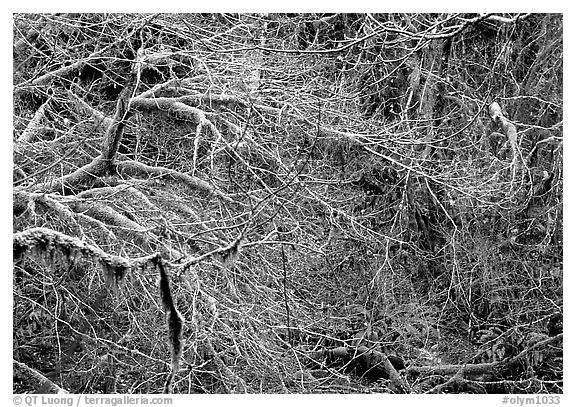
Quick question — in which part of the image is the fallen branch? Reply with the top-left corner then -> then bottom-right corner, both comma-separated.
309,346 -> 408,393
13,360 -> 68,394
405,333 -> 563,379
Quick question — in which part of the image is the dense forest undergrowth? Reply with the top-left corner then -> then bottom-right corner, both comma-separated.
13,13 -> 562,394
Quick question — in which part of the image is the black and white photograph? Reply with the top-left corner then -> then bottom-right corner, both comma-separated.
12,12 -> 564,398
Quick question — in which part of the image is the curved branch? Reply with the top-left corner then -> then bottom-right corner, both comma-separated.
115,160 -> 236,204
